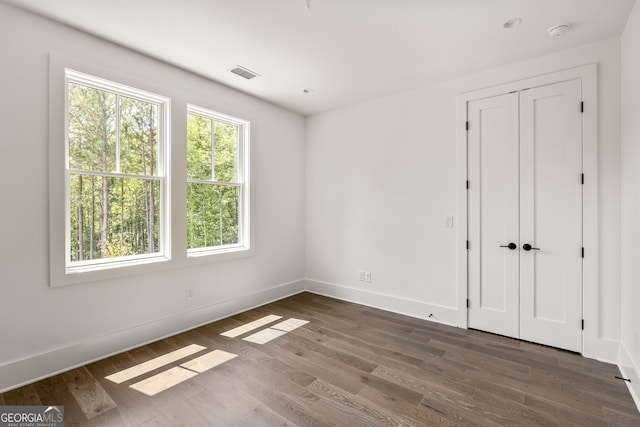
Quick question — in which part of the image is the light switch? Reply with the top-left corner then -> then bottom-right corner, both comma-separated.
444,215 -> 454,228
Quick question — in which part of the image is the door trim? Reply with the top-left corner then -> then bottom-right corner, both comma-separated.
456,64 -> 599,357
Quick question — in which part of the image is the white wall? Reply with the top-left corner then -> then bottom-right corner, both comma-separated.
0,3 -> 305,391
620,0 -> 640,407
306,37 -> 622,360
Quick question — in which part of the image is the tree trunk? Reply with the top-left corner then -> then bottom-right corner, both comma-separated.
77,175 -> 84,261
147,108 -> 155,253
90,177 -> 95,259
101,175 -> 108,258
100,94 -> 110,258
120,179 -> 125,246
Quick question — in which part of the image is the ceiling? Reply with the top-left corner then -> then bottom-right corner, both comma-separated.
3,0 -> 636,115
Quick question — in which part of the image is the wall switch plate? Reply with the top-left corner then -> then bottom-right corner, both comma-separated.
364,272 -> 371,283
186,288 -> 194,300
358,271 -> 365,281
444,215 -> 454,227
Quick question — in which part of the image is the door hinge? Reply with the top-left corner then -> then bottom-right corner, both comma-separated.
466,180 -> 469,189
467,299 -> 470,308
581,173 -> 584,185
581,319 -> 584,330
466,121 -> 469,131
582,247 -> 585,258
581,101 -> 584,113
466,240 -> 470,250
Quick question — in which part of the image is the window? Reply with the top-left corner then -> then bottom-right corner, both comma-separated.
186,106 -> 250,255
65,69 -> 169,273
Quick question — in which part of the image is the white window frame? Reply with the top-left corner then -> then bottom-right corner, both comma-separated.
49,54 -> 254,287
186,105 -> 251,257
49,54 -> 172,287
64,69 -> 170,274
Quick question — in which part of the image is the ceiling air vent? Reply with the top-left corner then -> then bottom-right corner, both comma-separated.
230,65 -> 260,80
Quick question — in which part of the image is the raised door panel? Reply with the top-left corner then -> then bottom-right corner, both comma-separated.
467,92 -> 520,338
519,79 -> 583,352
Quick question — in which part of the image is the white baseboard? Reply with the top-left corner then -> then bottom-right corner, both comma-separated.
0,279 -> 305,393
304,279 -> 459,327
584,336 -> 620,365
619,343 -> 640,412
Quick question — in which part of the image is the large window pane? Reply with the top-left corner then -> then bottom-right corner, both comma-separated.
187,183 -> 239,249
187,114 -> 212,180
70,174 -> 160,261
120,96 -> 159,176
213,121 -> 238,182
68,83 -> 116,172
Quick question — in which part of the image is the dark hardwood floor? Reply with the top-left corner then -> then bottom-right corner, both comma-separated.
1,292 -> 639,426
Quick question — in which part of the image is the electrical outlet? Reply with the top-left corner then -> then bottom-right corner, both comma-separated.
364,272 -> 371,283
186,288 -> 194,301
358,271 -> 365,281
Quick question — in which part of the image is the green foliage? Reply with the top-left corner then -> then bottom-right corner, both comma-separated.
67,82 -> 243,261
186,184 -> 239,249
68,83 -> 116,172
187,114 -> 212,180
186,113 -> 241,249
68,82 -> 160,262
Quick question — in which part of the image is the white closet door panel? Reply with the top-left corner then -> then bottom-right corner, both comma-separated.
519,79 -> 583,352
468,93 -> 519,338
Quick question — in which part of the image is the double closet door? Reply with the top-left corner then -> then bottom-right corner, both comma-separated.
467,79 -> 583,352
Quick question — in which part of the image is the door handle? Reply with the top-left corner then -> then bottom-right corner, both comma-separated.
499,243 -> 517,250
522,243 -> 540,251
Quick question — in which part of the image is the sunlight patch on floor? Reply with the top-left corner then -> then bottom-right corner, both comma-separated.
105,344 -> 206,384
271,318 -> 309,332
105,315 -> 310,396
242,328 -> 288,344
220,314 -> 283,338
242,318 -> 309,344
180,350 -> 237,373
129,367 -> 198,396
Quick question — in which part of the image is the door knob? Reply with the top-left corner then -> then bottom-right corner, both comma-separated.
500,243 -> 517,250
522,243 -> 540,251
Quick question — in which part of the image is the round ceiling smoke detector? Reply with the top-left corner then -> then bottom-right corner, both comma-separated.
503,18 -> 522,29
548,24 -> 570,37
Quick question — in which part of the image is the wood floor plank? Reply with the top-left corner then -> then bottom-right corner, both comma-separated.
241,404 -> 299,427
86,358 -> 161,427
186,386 -> 260,427
2,384 -> 42,405
560,381 -> 640,416
227,366 -> 326,427
137,414 -> 174,427
0,292 -> 637,426
32,375 -> 92,427
603,405 -> 640,426
523,393 -> 606,426
372,364 -> 522,426
264,338 -> 369,395
62,366 -> 117,420
307,378 -> 417,427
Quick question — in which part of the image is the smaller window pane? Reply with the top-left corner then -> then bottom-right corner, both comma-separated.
120,96 -> 159,176
187,183 -> 239,249
69,174 -> 160,262
213,121 -> 239,183
187,114 -> 212,180
68,83 -> 116,172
